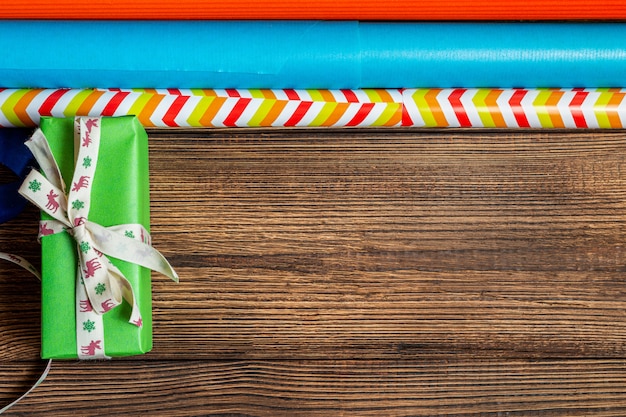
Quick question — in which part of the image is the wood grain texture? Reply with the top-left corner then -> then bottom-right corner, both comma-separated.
150,129 -> 626,360
2,128 -> 626,415
4,359 -> 626,416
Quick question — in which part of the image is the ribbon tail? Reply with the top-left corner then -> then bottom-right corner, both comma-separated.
75,230 -> 143,326
75,265 -> 109,360
87,221 -> 179,282
107,265 -> 144,327
0,360 -> 52,414
0,252 -> 41,280
75,230 -> 124,316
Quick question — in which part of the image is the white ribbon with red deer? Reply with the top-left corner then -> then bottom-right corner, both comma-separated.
18,117 -> 178,359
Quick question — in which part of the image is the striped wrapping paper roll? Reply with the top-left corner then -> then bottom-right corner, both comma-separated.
2,88 -> 626,129
403,88 -> 626,129
0,89 -> 403,128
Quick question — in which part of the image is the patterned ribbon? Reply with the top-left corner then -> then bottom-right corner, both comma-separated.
0,254 -> 50,414
18,117 -> 178,359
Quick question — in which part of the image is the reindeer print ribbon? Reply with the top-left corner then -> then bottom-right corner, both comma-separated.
19,117 -> 178,359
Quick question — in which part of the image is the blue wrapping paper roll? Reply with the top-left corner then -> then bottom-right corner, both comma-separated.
2,21 -> 626,88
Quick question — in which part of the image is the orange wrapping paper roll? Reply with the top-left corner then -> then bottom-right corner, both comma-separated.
1,0 -> 626,19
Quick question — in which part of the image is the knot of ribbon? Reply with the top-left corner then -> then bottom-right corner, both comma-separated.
18,117 -> 178,359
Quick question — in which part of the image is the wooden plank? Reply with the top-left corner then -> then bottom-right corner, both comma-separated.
2,129 -> 626,360
3,359 -> 626,416
149,129 -> 626,359
3,129 -> 626,415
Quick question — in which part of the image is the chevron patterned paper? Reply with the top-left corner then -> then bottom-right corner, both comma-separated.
0,88 -> 403,128
2,88 -> 626,129
403,88 -> 626,128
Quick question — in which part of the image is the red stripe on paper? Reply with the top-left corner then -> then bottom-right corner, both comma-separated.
101,91 -> 131,116
569,91 -> 589,128
402,105 -> 413,126
346,103 -> 375,126
284,89 -> 300,101
508,89 -> 530,128
225,89 -> 241,98
223,98 -> 251,126
448,89 -> 471,127
342,89 -> 359,103
284,101 -> 313,126
162,95 -> 190,127
39,89 -> 70,116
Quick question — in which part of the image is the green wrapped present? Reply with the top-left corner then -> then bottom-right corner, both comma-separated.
19,116 -> 177,359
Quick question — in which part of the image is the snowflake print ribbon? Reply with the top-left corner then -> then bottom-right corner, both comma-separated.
18,117 -> 178,359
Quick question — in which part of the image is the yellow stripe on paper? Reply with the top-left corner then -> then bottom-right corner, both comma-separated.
126,92 -> 156,119
185,96 -> 214,127
309,102 -> 338,126
533,89 -> 555,128
63,89 -> 94,118
372,102 -> 402,126
594,89 -> 617,129
247,97 -> 280,126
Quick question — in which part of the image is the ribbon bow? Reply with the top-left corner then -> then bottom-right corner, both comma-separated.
18,117 -> 177,358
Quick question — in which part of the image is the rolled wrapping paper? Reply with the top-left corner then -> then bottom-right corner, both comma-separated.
0,0 -> 624,20
403,88 -> 626,129
0,89 -> 403,128
2,88 -> 626,129
3,21 -> 626,89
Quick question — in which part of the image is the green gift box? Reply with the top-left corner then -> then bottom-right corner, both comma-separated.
39,116 -> 152,359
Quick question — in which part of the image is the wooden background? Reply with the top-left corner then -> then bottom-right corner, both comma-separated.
2,128 -> 626,415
